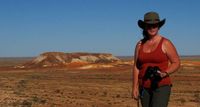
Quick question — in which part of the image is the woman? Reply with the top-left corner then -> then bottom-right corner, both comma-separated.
132,12 -> 180,107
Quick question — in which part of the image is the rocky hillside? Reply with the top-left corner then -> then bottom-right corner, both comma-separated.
20,52 -> 121,68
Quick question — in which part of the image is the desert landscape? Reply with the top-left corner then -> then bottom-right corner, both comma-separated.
0,52 -> 199,107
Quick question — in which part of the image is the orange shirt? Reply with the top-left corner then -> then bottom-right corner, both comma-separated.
137,37 -> 172,88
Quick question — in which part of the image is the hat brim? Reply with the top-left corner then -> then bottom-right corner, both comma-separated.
138,19 -> 166,29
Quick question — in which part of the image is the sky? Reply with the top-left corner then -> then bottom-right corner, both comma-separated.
0,0 -> 200,57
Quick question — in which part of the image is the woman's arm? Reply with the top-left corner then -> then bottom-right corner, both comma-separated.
132,41 -> 141,100
162,39 -> 180,75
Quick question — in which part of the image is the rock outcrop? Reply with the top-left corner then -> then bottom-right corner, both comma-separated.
22,52 -> 121,68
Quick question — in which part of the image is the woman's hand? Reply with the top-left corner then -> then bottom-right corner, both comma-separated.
133,88 -> 139,100
158,71 -> 169,78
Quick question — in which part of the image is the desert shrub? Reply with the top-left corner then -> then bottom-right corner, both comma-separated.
116,94 -> 121,98
18,79 -> 27,88
102,91 -> 107,97
194,93 -> 200,102
31,96 -> 46,104
179,98 -> 186,104
81,90 -> 84,94
14,79 -> 27,95
21,100 -> 32,107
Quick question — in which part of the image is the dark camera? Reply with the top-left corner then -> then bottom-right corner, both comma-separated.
144,66 -> 161,80
144,66 -> 162,89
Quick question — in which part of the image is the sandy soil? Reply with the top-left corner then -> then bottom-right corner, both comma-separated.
0,59 -> 199,107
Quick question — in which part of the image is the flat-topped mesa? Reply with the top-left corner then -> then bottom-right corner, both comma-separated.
23,52 -> 121,68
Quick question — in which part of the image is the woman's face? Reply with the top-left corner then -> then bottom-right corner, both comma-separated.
145,24 -> 159,37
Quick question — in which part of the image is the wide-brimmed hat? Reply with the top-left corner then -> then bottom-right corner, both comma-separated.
138,11 -> 166,29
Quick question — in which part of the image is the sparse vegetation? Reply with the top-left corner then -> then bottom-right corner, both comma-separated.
0,57 -> 199,107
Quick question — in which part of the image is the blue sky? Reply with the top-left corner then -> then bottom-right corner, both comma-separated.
0,0 -> 200,57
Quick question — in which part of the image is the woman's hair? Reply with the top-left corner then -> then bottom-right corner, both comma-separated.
141,30 -> 149,43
